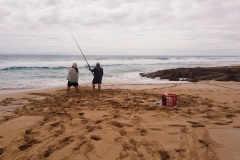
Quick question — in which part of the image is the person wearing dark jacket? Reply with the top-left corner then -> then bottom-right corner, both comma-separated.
89,62 -> 103,91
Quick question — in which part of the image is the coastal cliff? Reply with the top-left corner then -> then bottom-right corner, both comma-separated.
140,66 -> 240,82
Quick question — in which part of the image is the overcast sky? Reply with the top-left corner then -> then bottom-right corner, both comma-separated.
0,0 -> 240,55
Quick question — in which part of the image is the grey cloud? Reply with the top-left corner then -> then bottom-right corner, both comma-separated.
0,0 -> 240,55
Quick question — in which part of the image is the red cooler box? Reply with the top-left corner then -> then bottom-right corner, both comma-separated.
162,94 -> 177,107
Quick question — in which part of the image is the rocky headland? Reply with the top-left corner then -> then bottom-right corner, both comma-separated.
140,66 -> 240,82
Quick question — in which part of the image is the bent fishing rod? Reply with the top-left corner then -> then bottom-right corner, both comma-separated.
66,26 -> 91,70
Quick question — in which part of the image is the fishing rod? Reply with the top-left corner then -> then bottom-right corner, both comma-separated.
66,26 -> 91,70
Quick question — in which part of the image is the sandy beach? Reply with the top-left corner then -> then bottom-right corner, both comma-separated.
0,81 -> 240,160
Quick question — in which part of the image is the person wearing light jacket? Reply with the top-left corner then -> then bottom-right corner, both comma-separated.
67,63 -> 79,94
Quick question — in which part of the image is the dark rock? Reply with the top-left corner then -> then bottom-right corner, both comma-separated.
215,75 -> 228,81
235,74 -> 240,82
169,78 -> 179,81
140,66 -> 240,82
190,76 -> 199,82
227,74 -> 235,81
199,73 -> 225,80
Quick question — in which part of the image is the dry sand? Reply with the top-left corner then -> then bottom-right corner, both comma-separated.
0,81 -> 240,160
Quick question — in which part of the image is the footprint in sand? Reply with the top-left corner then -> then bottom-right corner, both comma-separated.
213,121 -> 233,125
111,121 -> 124,128
0,147 -> 5,155
43,147 -> 54,157
73,135 -> 90,149
86,124 -> 102,132
186,121 -> 205,127
186,120 -> 200,125
131,116 -> 143,124
119,129 -> 127,136
175,148 -> 186,153
192,124 -> 205,127
150,128 -> 162,131
44,136 -> 74,157
169,124 -> 186,127
102,115 -> 110,117
0,98 -> 15,106
53,124 -> 65,137
90,135 -> 101,141
81,119 -> 89,124
136,128 -> 147,136
233,125 -> 240,128
129,138 -> 138,147
18,139 -> 41,151
113,113 -> 121,118
225,113 -> 236,118
78,112 -> 85,119
121,138 -> 145,159
95,119 -> 103,124
158,150 -> 170,160
198,139 -> 210,147
53,129 -> 64,137
25,129 -> 32,135
119,150 -> 129,159
122,141 -> 131,151
50,121 -> 61,128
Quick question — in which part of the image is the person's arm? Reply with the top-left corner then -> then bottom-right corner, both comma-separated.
89,67 -> 95,75
67,69 -> 69,80
89,67 -> 94,72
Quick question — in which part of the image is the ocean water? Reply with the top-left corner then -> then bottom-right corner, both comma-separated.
0,54 -> 239,93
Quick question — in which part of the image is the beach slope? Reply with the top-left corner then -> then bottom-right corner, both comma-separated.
0,81 -> 240,160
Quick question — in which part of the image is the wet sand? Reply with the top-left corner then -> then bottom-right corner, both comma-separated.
0,81 -> 240,160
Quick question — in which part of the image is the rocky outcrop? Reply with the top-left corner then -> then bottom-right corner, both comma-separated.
140,66 -> 240,82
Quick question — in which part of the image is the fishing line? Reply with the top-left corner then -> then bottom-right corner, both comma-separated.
66,26 -> 91,70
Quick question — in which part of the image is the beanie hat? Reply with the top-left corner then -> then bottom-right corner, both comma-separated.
72,63 -> 77,67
